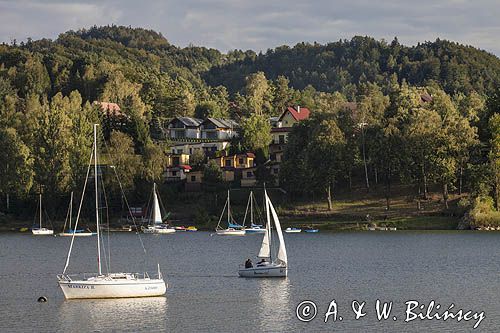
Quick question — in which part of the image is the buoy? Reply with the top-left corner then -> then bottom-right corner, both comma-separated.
37,296 -> 48,303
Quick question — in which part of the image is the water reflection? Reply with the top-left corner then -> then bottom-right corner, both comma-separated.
257,279 -> 291,331
57,297 -> 168,332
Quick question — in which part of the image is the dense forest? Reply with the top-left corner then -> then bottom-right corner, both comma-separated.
1,25 -> 500,227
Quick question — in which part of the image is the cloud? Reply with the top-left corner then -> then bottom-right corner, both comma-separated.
0,0 -> 499,56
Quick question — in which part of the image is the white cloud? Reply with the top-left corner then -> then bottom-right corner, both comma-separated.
0,0 -> 498,56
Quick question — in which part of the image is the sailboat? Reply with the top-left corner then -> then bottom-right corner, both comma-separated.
31,194 -> 54,235
142,183 -> 175,234
215,190 -> 245,236
58,192 -> 94,237
238,189 -> 287,277
243,191 -> 265,234
57,124 -> 166,299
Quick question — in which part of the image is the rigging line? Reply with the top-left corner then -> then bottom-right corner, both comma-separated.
98,159 -> 112,273
242,191 -> 250,227
62,194 -> 71,232
100,131 -> 147,255
111,165 -> 147,255
216,199 -> 228,230
63,143 -> 94,274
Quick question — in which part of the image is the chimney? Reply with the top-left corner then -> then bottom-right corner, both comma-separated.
296,105 -> 300,113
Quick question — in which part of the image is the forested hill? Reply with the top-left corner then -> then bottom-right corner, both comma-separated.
205,36 -> 500,96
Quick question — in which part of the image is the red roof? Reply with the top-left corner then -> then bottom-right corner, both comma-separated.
279,106 -> 310,122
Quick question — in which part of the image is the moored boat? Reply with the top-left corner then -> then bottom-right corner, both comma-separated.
57,124 -> 166,299
215,190 -> 245,236
285,227 -> 302,233
31,194 -> 54,235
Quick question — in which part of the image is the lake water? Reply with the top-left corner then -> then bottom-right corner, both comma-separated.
1,231 -> 499,332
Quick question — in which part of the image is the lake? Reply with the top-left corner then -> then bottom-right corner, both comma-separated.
0,231 -> 499,332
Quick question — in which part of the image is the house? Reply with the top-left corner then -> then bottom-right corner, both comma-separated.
165,165 -> 191,182
213,152 -> 255,169
170,141 -> 230,158
167,117 -> 203,140
185,170 -> 203,191
166,153 -> 190,167
241,166 -> 258,187
269,105 -> 310,165
200,118 -> 239,140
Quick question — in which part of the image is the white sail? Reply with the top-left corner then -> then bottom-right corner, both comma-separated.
153,185 -> 162,225
267,193 -> 287,265
257,202 -> 271,258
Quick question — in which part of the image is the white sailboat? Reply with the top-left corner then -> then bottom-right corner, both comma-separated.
243,191 -> 265,234
142,183 -> 175,234
58,192 -> 94,237
31,194 -> 54,235
57,124 -> 166,299
215,190 -> 245,236
238,189 -> 287,277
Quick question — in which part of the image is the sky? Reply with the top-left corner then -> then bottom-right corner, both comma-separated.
0,0 -> 499,56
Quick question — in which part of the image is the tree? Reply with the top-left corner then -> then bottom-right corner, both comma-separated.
307,115 -> 346,210
240,114 -> 272,153
273,76 -> 294,112
106,131 -> 142,192
244,72 -> 274,116
142,142 -> 167,182
489,114 -> 500,210
0,127 -> 34,210
32,93 -> 73,195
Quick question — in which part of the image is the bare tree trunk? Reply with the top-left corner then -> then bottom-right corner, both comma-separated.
458,166 -> 463,195
326,183 -> 333,211
422,165 -> 428,200
385,167 -> 391,210
348,171 -> 352,192
362,129 -> 370,191
443,183 -> 449,209
6,193 -> 9,212
374,167 -> 378,185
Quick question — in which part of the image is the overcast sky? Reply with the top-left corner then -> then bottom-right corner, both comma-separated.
1,0 -> 499,56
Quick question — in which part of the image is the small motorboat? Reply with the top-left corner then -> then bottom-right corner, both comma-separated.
285,227 -> 302,233
174,226 -> 186,231
186,226 -> 198,232
304,228 -> 319,233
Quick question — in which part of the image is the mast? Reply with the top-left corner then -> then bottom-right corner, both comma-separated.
250,191 -> 254,226
39,193 -> 42,229
227,190 -> 230,226
94,124 -> 102,275
69,191 -> 73,231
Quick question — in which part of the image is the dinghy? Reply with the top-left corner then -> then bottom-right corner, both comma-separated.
285,227 -> 302,233
238,189 -> 287,278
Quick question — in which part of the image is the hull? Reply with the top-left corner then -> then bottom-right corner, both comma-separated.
32,228 -> 54,235
143,226 -> 175,234
245,228 -> 266,234
186,227 -> 197,232
238,264 -> 287,278
304,229 -> 319,233
58,276 -> 166,299
58,232 -> 95,237
216,229 -> 245,236
285,228 -> 301,233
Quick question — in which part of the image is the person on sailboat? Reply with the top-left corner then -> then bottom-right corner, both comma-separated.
257,258 -> 269,266
245,259 -> 253,268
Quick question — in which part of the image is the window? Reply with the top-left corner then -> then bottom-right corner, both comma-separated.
225,159 -> 232,167
177,149 -> 183,154
191,175 -> 196,181
172,157 -> 180,166
189,148 -> 192,154
172,171 -> 177,176
279,135 -> 285,144
273,168 -> 279,174
238,158 -> 244,165
246,171 -> 253,178
206,131 -> 217,139
270,154 -> 276,161
174,130 -> 186,138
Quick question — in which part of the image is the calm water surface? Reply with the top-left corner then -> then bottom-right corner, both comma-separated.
1,231 -> 500,332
